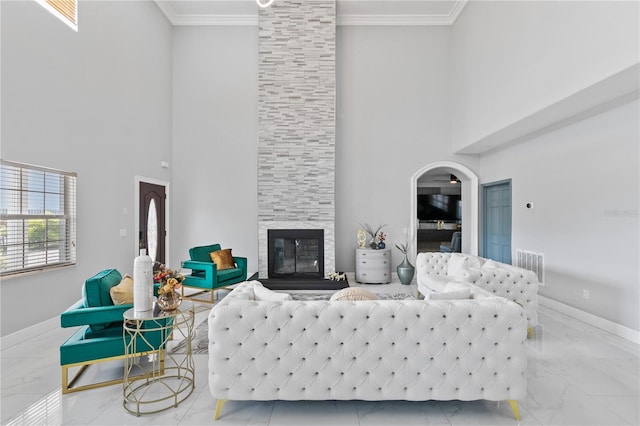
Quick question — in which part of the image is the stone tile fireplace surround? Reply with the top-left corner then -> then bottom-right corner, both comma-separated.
257,0 -> 336,279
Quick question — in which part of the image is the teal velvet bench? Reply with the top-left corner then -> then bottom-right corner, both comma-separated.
60,268 -> 165,393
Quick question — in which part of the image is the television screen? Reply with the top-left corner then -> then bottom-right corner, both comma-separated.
417,194 -> 461,221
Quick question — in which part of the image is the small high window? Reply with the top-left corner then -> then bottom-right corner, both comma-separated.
35,0 -> 78,31
0,160 -> 77,276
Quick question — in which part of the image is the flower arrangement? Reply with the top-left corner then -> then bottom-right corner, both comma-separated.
360,223 -> 387,249
377,232 -> 386,249
153,262 -> 185,295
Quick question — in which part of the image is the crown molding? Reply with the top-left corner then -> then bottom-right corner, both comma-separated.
154,0 -> 176,25
155,0 -> 467,27
337,14 -> 455,26
338,0 -> 468,26
155,1 -> 258,26
176,14 -> 258,26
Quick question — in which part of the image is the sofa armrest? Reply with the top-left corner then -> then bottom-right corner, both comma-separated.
61,302 -> 132,328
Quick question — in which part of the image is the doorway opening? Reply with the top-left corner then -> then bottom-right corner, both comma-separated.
481,179 -> 512,264
410,162 -> 478,261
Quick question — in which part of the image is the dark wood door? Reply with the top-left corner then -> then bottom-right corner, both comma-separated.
139,182 -> 166,264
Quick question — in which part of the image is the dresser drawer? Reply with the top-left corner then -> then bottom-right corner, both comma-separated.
356,249 -> 390,260
355,268 -> 390,283
355,248 -> 392,284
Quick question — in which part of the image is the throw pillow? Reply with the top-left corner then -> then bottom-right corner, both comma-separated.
447,253 -> 469,276
425,288 -> 471,300
466,256 -> 484,269
454,267 -> 482,283
422,275 -> 450,293
210,249 -> 235,270
482,260 -> 525,274
109,275 -> 134,305
482,259 -> 500,269
330,287 -> 378,301
253,283 -> 293,301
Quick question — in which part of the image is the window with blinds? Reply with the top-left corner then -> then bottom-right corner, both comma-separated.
0,160 -> 77,276
35,0 -> 78,31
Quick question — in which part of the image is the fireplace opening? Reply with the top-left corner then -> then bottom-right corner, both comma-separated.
268,229 -> 324,279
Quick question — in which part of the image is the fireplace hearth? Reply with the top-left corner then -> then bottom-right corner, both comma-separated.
268,229 -> 324,279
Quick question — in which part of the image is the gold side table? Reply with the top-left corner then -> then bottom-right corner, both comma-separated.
122,301 -> 195,416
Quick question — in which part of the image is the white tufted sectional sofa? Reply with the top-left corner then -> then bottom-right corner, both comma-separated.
208,281 -> 528,420
416,252 -> 539,330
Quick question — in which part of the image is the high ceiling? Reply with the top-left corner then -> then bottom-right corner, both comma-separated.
154,0 -> 468,26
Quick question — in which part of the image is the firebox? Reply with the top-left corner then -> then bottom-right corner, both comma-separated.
268,229 -> 324,279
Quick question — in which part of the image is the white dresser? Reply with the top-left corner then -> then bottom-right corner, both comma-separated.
355,248 -> 392,284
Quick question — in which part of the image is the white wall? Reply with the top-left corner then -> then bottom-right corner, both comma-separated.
335,25 -> 480,271
450,0 -> 639,332
0,0 -> 172,336
451,0 -> 640,151
171,26 -> 259,273
476,100 -> 639,331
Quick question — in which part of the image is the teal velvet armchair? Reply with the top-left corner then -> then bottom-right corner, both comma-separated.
60,269 -> 164,393
181,244 -> 248,303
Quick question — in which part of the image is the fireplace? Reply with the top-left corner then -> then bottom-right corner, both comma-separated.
268,229 -> 324,279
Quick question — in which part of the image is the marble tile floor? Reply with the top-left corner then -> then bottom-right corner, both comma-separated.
1,302 -> 638,425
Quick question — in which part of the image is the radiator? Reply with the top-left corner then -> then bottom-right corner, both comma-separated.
515,249 -> 544,285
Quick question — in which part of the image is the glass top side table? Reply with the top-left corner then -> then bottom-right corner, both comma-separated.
122,301 -> 196,416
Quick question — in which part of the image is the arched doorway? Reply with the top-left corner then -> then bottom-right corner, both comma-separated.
410,162 -> 479,260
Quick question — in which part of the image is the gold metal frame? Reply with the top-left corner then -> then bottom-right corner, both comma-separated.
181,285 -> 233,304
122,304 -> 196,416
61,350 -> 164,394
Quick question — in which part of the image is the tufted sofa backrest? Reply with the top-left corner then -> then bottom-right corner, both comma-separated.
416,252 -> 451,279
208,281 -> 527,403
416,253 -> 539,327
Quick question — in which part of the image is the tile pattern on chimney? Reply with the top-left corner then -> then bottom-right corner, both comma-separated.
257,0 -> 336,277
258,0 -> 336,222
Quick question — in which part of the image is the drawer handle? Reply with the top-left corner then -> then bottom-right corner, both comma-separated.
362,261 -> 367,264
383,261 -> 388,264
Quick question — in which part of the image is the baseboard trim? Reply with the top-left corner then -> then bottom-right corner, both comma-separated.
539,295 -> 640,344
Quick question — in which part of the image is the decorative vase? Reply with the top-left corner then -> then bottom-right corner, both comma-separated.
369,239 -> 378,249
396,254 -> 415,285
378,241 -> 386,249
133,249 -> 154,312
157,290 -> 182,311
